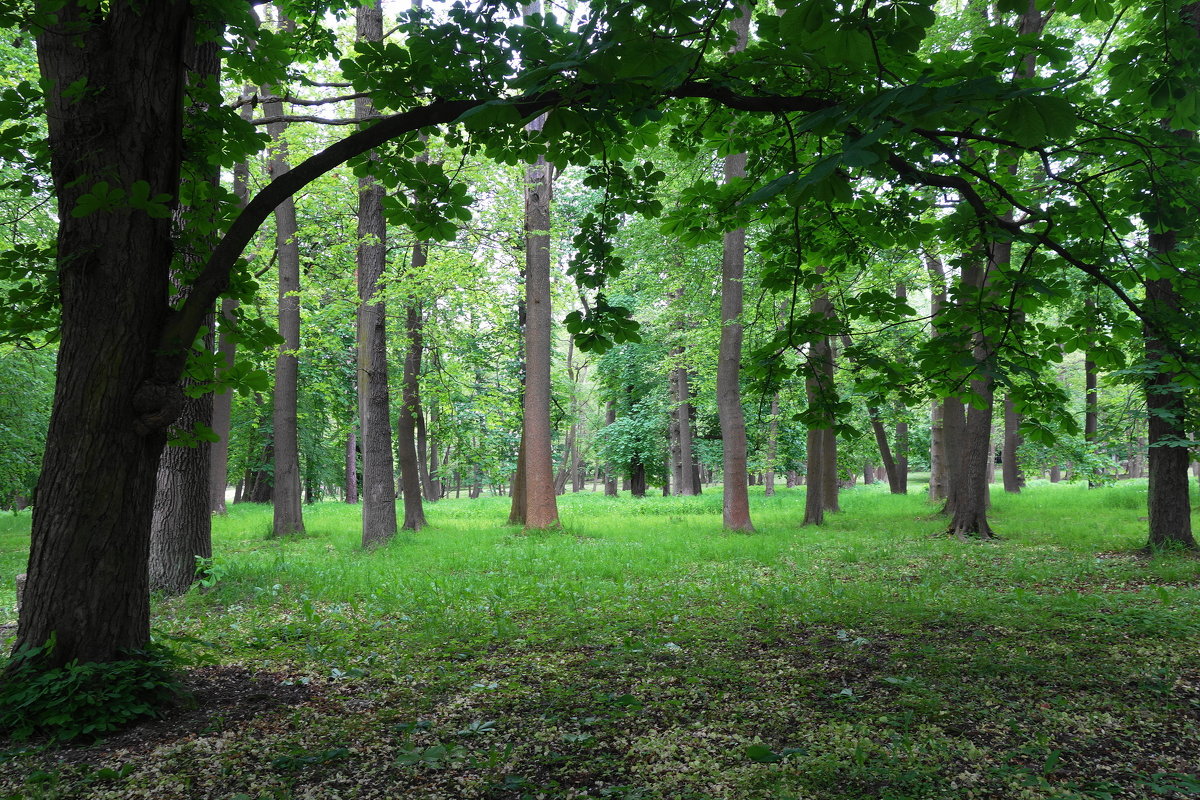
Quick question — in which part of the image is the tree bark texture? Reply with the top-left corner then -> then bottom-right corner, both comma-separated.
522,113 -> 559,529
1144,245 -> 1196,549
18,3 -> 194,664
149,32 -> 221,596
398,295 -> 428,531
355,0 -> 398,547
715,7 -> 754,532
346,430 -> 358,504
264,54 -> 305,538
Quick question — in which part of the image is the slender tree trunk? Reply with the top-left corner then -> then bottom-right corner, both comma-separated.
521,108 -> 559,528
346,430 -> 358,503
264,47 -> 304,538
427,401 -> 443,501
764,394 -> 779,497
603,401 -> 618,496
354,0 -> 398,546
1002,394 -> 1024,492
675,368 -> 699,495
669,359 -> 684,495
715,5 -> 754,532
398,295 -> 428,531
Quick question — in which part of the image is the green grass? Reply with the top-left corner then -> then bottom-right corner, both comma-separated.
3,481 -> 1200,799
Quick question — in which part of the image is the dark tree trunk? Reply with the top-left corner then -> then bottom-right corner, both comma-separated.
946,256 -> 999,539
675,368 -> 699,495
630,458 -> 647,498
427,401 -> 443,501
398,297 -> 428,531
264,53 -> 304,538
17,3 -> 194,665
1144,259 -> 1196,549
1002,394 -> 1025,492
150,33 -> 219,596
862,461 -> 875,485
715,5 -> 754,532
356,0 -> 398,547
509,434 -> 527,524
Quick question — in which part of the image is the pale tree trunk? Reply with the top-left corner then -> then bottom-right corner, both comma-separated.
264,35 -> 304,538
522,107 -> 559,528
716,4 -> 754,532
676,368 -> 699,495
669,357 -> 684,494
209,87 -> 254,515
355,0 -> 398,546
926,261 -> 948,503
398,295 -> 428,531
149,33 -> 220,595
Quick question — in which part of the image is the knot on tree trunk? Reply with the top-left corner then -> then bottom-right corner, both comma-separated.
132,380 -> 184,435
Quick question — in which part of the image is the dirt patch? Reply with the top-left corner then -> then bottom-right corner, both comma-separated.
4,665 -> 316,762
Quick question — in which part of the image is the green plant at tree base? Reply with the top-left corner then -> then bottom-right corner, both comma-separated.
0,636 -> 188,745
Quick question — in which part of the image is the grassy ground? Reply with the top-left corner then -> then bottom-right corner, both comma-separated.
2,480 -> 1200,799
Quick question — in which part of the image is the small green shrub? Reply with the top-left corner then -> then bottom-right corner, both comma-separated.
0,637 -> 188,744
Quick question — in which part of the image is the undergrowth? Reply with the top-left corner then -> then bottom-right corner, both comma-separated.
0,480 -> 1198,798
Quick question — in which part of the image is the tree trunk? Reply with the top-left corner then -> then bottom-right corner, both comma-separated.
427,401 -> 443,501
346,430 -> 358,504
630,457 -> 647,498
603,401 -> 618,496
715,5 -> 754,533
356,0 -> 398,547
1001,394 -> 1024,492
398,296 -> 428,531
521,110 -> 559,529
150,33 -> 220,596
264,48 -> 305,538
764,394 -> 780,497
509,434 -> 527,524
1144,256 -> 1196,549
17,3 -> 194,665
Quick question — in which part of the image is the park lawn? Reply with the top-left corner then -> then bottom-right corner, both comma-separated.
1,480 -> 1200,799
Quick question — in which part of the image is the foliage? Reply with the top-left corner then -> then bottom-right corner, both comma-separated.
0,638 -> 187,745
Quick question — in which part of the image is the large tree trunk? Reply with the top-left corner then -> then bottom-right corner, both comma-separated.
946,257 -> 998,539
355,0 -> 398,546
398,296 -> 428,531
630,457 -> 647,498
715,8 -> 754,532
1144,252 -> 1196,549
17,3 -> 194,665
264,48 -> 305,538
521,111 -> 559,529
149,33 -> 220,596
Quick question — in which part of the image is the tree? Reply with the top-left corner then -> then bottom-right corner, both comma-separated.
355,0 -> 398,547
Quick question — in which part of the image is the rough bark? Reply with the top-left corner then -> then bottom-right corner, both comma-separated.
630,457 -> 647,498
355,0 -> 398,546
17,3 -> 193,665
1144,248 -> 1196,549
714,4 -> 754,532
149,32 -> 220,596
522,111 -> 559,529
264,44 -> 304,538
397,294 -> 428,531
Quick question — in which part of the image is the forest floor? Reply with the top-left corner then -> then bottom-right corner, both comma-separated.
1,480 -> 1200,799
